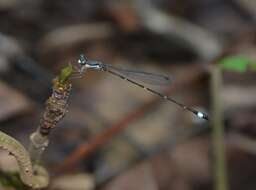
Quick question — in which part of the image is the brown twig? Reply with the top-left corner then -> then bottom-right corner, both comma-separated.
39,78 -> 72,136
55,64 -> 207,173
29,66 -> 73,164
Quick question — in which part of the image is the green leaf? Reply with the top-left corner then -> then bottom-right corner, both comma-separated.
218,56 -> 251,73
0,172 -> 27,190
58,64 -> 74,84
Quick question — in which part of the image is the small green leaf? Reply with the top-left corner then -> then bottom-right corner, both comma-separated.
0,172 -> 27,190
218,56 -> 251,73
58,64 -> 73,84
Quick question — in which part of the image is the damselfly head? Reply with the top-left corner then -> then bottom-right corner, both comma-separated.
78,54 -> 87,66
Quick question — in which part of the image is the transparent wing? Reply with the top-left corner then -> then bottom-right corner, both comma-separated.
105,64 -> 173,85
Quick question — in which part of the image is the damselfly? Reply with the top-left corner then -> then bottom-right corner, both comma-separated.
71,54 -> 209,121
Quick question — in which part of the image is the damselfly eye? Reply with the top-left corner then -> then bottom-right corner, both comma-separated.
78,54 -> 87,65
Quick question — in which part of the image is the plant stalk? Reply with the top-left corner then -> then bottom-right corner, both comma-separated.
211,67 -> 228,190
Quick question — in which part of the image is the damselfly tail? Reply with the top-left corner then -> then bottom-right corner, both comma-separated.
106,68 -> 209,121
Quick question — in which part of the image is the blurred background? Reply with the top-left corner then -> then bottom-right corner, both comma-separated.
0,0 -> 256,189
